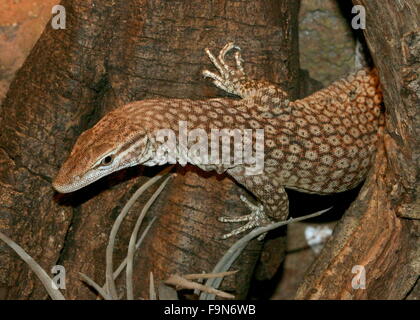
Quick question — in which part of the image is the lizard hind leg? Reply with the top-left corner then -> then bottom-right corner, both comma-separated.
218,184 -> 289,239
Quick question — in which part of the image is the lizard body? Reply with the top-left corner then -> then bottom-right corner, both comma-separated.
53,43 -> 383,238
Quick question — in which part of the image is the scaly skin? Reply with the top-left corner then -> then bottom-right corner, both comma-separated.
53,43 -> 383,238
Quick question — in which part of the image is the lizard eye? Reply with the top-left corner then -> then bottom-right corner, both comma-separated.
101,155 -> 113,166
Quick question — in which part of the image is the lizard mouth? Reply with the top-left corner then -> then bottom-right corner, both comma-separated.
53,156 -> 143,194
53,165 -> 121,193
52,182 -> 79,193
52,174 -> 86,193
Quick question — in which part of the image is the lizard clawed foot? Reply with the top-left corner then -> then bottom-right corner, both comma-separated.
218,195 -> 272,240
202,42 -> 246,96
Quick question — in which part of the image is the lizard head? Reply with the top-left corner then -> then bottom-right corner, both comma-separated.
52,109 -> 152,193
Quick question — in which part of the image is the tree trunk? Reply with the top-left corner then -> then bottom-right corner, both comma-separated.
296,0 -> 419,299
0,0 -> 300,299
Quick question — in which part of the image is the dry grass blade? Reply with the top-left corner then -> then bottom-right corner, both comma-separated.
111,216 -> 157,283
149,272 -> 157,300
79,272 -> 112,300
165,274 -> 234,299
0,231 -> 65,300
183,270 -> 238,280
126,174 -> 173,299
85,217 -> 157,298
200,207 -> 331,300
105,165 -> 174,299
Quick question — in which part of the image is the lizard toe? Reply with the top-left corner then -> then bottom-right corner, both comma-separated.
219,198 -> 272,239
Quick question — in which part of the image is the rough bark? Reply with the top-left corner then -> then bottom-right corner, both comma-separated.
296,0 -> 419,299
0,0 -> 300,299
0,0 -> 59,104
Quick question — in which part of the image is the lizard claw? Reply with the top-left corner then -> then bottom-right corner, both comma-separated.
202,42 -> 246,96
218,195 -> 271,240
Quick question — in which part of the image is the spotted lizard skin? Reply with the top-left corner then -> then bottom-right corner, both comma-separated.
53,43 -> 384,238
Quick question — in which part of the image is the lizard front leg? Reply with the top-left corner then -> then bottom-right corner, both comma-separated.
219,178 -> 289,239
203,42 -> 288,102
219,195 -> 270,239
